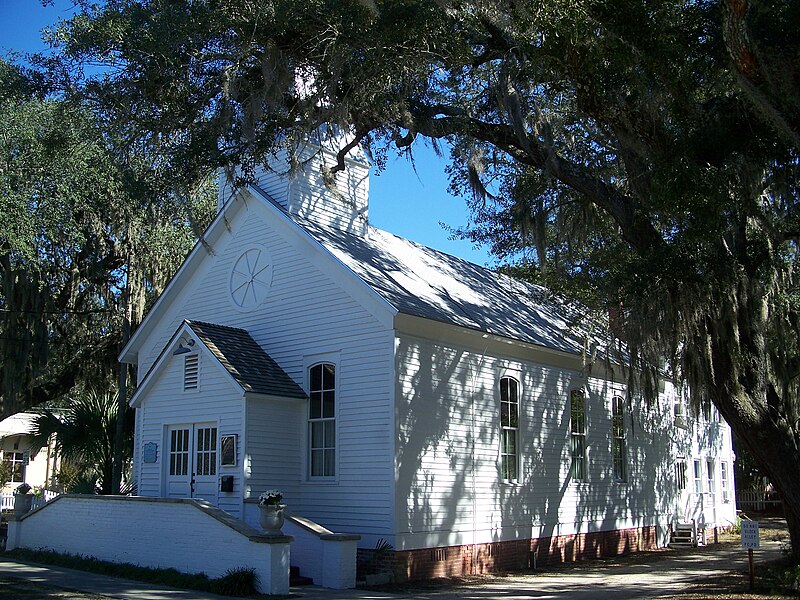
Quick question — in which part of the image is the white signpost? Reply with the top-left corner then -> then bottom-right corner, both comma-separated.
741,520 -> 760,549
741,520 -> 759,590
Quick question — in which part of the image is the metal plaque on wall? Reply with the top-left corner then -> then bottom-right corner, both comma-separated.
143,442 -> 158,464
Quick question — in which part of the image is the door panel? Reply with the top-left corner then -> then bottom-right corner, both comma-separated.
164,424 -> 218,506
166,426 -> 191,498
193,426 -> 218,503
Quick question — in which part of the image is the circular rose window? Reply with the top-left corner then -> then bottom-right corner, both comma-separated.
229,246 -> 273,310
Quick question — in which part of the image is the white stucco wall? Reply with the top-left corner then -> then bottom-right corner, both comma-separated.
7,495 -> 291,595
0,413 -> 58,493
0,436 -> 56,493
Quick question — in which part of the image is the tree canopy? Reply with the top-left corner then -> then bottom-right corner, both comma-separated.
0,57 -> 216,420
28,0 -> 800,557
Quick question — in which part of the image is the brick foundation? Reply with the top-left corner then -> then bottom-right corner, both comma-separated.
370,526 -> 659,581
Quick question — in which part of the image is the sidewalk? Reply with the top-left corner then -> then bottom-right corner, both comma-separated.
0,539 -> 787,600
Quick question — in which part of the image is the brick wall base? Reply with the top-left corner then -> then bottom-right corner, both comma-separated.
361,526 -> 659,581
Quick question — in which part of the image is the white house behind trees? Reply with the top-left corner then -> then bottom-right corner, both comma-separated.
0,412 -> 59,495
120,137 -> 736,580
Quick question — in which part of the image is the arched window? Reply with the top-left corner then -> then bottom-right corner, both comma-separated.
611,396 -> 627,482
570,389 -> 587,481
309,363 -> 336,477
500,377 -> 520,482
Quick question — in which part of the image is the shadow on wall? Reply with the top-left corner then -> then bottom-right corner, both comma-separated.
395,336 -> 680,567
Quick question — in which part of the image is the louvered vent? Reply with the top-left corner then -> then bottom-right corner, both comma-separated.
184,354 -> 199,391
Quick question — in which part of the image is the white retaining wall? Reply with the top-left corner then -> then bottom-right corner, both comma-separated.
282,514 -> 360,589
6,495 -> 291,595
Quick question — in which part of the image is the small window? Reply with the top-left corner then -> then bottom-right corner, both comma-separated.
3,451 -> 26,483
570,389 -> 587,481
221,435 -> 237,467
611,396 -> 627,482
196,427 -> 217,476
675,458 -> 687,490
500,377 -> 520,482
720,461 -> 730,503
169,429 -> 189,476
674,398 -> 685,418
706,458 -> 715,494
309,363 -> 336,477
693,459 -> 703,494
184,354 -> 199,391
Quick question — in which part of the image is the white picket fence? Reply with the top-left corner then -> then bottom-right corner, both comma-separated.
0,490 -> 59,511
736,490 -> 782,512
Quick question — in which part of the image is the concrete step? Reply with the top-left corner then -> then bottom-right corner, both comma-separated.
290,566 -> 313,587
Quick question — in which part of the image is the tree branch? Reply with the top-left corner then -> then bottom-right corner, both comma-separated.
402,105 -> 664,254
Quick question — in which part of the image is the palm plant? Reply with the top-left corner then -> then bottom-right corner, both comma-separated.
30,389 -> 134,495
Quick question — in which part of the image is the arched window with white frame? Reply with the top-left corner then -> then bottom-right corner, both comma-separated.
500,376 -> 520,482
611,395 -> 627,482
308,362 -> 336,478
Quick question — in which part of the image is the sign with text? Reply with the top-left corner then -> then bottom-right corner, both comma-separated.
741,520 -> 760,549
143,442 -> 158,464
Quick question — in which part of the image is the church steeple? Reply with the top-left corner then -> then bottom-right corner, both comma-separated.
219,131 -> 370,237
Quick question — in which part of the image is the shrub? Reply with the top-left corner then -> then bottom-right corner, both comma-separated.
209,566 -> 258,596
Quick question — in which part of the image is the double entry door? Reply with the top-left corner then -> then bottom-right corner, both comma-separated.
166,423 -> 218,505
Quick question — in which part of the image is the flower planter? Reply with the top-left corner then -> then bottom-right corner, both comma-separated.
259,504 -> 286,533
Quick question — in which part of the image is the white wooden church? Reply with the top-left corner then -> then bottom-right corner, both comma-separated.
120,136 -> 737,580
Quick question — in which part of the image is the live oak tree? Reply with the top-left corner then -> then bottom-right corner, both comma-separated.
52,0 -> 800,556
0,58 -> 215,490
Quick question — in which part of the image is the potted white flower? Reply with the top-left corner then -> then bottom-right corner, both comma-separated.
13,483 -> 32,516
258,489 -> 285,532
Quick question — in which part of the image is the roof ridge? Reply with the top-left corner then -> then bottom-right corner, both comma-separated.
186,320 -> 247,333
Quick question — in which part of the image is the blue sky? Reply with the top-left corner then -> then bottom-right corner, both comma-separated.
0,0 -> 493,266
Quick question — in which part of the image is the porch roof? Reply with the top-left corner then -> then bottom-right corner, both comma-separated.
186,320 -> 307,399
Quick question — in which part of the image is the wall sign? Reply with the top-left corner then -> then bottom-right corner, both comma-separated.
143,442 -> 158,464
221,435 -> 237,467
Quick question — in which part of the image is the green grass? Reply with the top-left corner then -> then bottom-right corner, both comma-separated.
3,548 -> 264,597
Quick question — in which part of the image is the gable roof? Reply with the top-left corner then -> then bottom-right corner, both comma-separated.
186,321 -> 306,398
131,320 -> 306,406
121,184 -> 396,365
296,217 -> 600,356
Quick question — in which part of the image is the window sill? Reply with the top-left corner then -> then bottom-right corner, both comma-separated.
303,478 -> 339,486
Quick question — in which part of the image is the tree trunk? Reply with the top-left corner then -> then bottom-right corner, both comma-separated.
112,260 -> 132,495
727,407 -> 800,562
706,303 -> 800,562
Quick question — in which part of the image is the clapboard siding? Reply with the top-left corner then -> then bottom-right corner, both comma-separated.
253,148 -> 292,209
288,145 -> 369,237
244,397 -> 304,503
394,331 -> 735,551
132,194 -> 396,541
136,350 -> 245,517
249,143 -> 370,236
